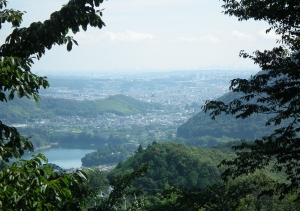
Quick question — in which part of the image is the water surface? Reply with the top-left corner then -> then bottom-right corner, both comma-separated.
16,148 -> 96,169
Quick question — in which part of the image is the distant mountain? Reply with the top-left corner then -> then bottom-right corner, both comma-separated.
177,86 -> 277,140
0,94 -> 163,123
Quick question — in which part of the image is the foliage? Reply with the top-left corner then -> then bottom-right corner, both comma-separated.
109,142 -> 233,192
0,154 -> 92,211
174,135 -> 240,148
86,169 -> 110,192
89,163 -> 150,211
0,0 -> 105,103
0,0 -> 107,210
86,143 -> 300,210
0,94 -> 161,122
0,0 -> 105,160
0,120 -> 33,161
13,125 -> 162,151
82,144 -> 137,167
147,173 -> 300,211
203,0 -> 300,198
177,91 -> 278,140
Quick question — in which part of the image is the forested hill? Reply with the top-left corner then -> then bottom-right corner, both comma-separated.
0,94 -> 163,123
177,88 -> 276,140
108,142 -> 233,190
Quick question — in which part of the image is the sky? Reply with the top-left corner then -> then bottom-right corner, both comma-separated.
2,0 -> 280,74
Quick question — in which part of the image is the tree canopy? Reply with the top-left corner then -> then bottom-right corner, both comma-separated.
203,0 -> 300,198
0,0 -> 106,210
0,0 -> 105,161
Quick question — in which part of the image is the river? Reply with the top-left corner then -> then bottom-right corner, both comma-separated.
12,148 -> 96,169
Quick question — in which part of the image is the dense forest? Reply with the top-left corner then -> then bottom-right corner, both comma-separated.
81,144 -> 138,166
84,142 -> 300,210
109,142 -> 230,190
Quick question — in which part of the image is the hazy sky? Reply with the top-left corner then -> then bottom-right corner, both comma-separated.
3,0 -> 280,74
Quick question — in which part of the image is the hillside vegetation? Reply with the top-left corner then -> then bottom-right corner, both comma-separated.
108,142 -> 234,190
100,142 -> 300,210
0,94 -> 163,123
177,86 -> 278,140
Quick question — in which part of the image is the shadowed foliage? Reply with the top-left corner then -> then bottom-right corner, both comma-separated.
203,0 -> 300,198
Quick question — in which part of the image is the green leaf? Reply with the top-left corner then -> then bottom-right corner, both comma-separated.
95,0 -> 100,7
67,41 -> 72,51
40,184 -> 47,194
76,170 -> 88,180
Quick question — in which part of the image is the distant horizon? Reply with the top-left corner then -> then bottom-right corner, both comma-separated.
35,68 -> 260,78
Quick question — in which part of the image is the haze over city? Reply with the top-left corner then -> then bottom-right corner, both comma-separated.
2,0 -> 280,75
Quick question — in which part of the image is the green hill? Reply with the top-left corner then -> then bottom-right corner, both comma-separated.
108,142 -> 234,191
177,87 -> 277,141
0,94 -> 163,123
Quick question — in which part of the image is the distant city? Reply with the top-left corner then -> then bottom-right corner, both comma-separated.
42,69 -> 257,106
34,69 -> 258,140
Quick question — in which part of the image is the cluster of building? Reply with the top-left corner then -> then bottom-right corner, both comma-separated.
33,70 -> 256,138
